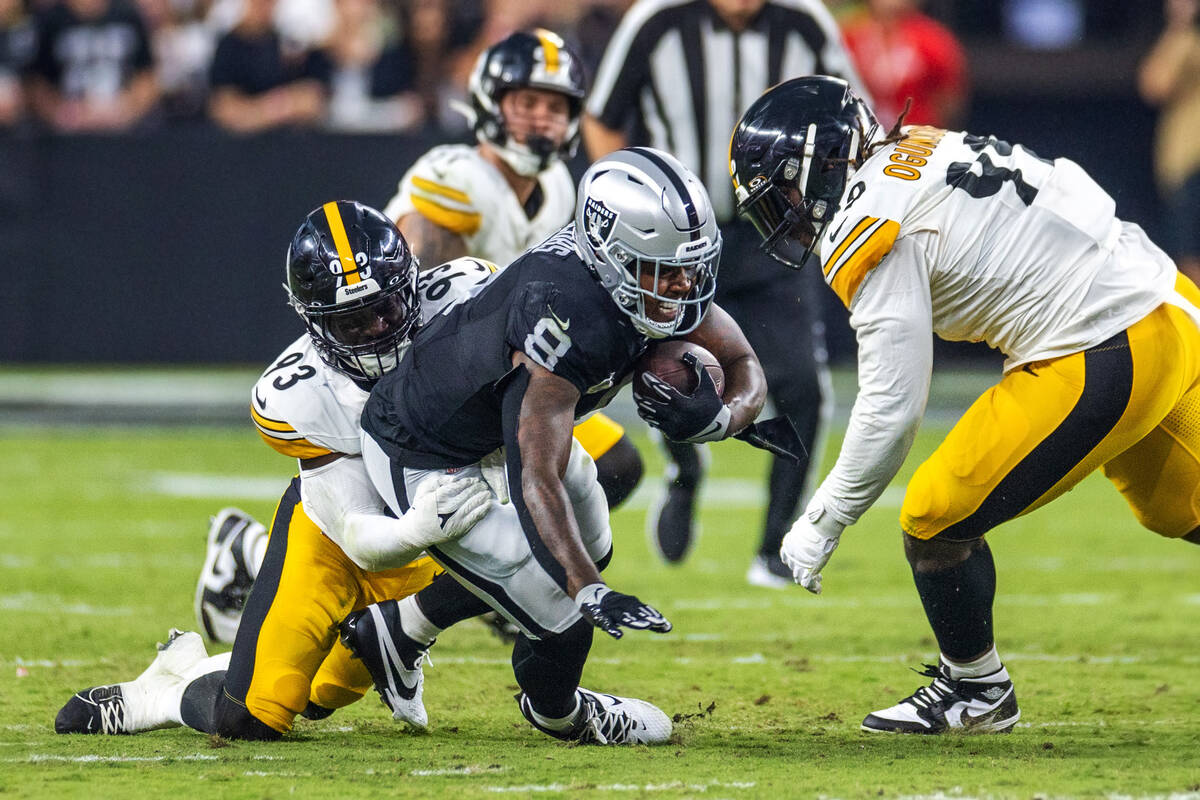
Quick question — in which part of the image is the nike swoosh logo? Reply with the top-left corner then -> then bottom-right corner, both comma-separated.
254,388 -> 267,409
548,308 -> 570,331
827,218 -> 847,242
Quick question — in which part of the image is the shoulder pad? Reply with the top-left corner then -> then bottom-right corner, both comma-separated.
820,213 -> 901,308
418,256 -> 500,318
406,146 -> 487,235
250,338 -> 363,459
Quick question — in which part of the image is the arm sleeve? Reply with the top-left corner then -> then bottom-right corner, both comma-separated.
299,456 -> 428,571
811,233 -> 934,526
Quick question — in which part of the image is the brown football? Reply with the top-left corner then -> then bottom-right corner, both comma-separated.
632,340 -> 725,398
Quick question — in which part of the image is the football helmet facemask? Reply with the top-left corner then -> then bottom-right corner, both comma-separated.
285,201 -> 420,383
574,147 -> 721,339
468,29 -> 586,177
730,76 -> 879,269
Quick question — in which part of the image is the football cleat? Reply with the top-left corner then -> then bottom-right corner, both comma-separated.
55,629 -> 208,735
745,553 -> 794,589
339,601 -> 431,729
194,507 -> 266,644
861,662 -> 1020,734
517,688 -> 672,745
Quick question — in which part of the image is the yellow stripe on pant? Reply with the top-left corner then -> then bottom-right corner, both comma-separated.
225,477 -> 441,733
902,272 -> 1200,541
572,413 -> 624,460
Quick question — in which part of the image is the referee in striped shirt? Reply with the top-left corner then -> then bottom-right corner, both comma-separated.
583,0 -> 871,586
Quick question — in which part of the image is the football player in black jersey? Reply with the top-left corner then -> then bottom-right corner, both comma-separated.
347,148 -> 767,744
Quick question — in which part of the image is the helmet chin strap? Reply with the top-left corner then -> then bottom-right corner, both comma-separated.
495,136 -> 557,177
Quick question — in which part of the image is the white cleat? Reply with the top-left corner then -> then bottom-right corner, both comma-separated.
518,688 -> 672,745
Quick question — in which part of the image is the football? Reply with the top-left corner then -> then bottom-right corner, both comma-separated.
632,340 -> 725,398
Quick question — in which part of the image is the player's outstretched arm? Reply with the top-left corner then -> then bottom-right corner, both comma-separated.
505,353 -> 671,638
684,303 -> 767,435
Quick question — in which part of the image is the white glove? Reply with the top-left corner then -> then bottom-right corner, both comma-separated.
479,447 -> 509,505
409,473 -> 493,543
780,499 -> 846,594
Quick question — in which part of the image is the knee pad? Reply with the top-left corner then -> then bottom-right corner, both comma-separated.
213,691 -> 284,741
593,437 -> 644,509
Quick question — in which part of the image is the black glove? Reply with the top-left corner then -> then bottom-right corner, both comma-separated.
634,352 -> 731,442
575,583 -> 673,640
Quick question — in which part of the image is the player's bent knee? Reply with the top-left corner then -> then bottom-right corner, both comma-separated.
1133,505 -> 1200,539
903,530 -> 980,573
213,692 -> 285,741
594,436 -> 643,508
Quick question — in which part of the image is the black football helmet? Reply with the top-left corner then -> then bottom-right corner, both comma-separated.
285,201 -> 420,382
468,29 -> 587,176
730,76 -> 879,269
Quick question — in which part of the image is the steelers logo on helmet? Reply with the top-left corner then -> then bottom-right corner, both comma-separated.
285,201 -> 421,383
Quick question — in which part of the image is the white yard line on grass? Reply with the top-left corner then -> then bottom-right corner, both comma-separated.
0,592 -> 134,616
484,781 -> 756,793
10,754 -> 219,763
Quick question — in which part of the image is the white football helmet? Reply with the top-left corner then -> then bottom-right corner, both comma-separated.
573,147 -> 721,338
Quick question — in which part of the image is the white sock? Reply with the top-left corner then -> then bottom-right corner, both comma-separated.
526,693 -> 582,732
396,595 -> 441,647
942,646 -> 1003,680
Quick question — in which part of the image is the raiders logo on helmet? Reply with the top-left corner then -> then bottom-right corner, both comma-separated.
583,196 -> 617,250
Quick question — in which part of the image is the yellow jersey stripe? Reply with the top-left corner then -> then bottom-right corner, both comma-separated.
411,195 -> 482,235
255,428 -> 333,459
250,403 -> 297,434
830,220 -> 900,307
323,201 -> 361,286
823,216 -> 877,277
411,176 -> 472,205
536,29 -> 560,72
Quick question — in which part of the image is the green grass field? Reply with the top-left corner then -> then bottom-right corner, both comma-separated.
2,401 -> 1199,798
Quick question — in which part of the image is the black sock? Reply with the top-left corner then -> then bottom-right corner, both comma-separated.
662,439 -> 704,488
911,539 -> 996,661
415,572 -> 492,629
179,670 -> 226,734
513,618 -> 593,718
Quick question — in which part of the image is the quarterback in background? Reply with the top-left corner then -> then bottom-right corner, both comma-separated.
730,76 -> 1200,733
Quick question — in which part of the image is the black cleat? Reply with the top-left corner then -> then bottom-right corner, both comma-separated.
339,601 -> 430,728
862,662 -> 1020,734
195,508 -> 266,644
56,685 -> 129,735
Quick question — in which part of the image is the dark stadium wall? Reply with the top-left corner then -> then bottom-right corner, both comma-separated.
3,93 -> 1158,367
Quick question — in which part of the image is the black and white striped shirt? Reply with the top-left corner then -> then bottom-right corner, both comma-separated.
587,0 -> 868,223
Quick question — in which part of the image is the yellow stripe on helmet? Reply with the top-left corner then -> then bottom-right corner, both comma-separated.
322,201 -> 361,285
535,29 -> 561,73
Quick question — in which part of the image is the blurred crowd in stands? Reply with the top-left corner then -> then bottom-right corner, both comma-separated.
0,0 -> 639,134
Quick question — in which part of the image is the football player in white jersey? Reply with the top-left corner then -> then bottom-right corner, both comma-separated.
730,77 -> 1200,734
193,31 -> 642,649
55,203 -> 499,739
